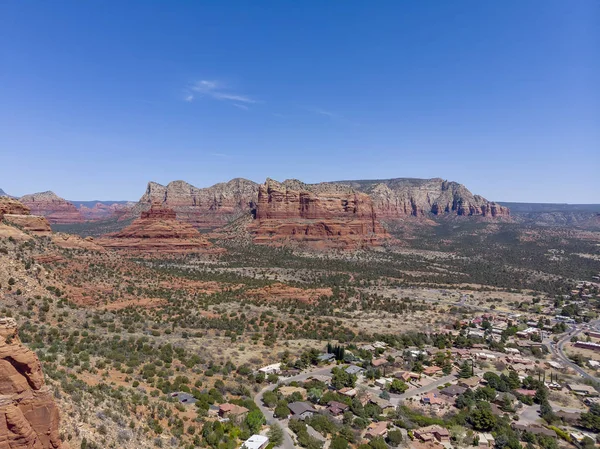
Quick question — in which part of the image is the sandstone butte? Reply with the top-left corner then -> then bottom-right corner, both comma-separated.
134,178 -> 258,229
97,203 -> 218,253
249,178 -> 389,249
19,192 -> 83,225
0,317 -> 62,449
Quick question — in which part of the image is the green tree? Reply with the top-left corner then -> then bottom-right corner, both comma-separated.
274,402 -> 290,419
579,403 -> 600,432
389,379 -> 408,394
468,402 -> 496,431
368,436 -> 388,449
459,361 -> 472,379
262,391 -> 278,407
268,423 -> 284,447
387,430 -> 403,446
246,409 -> 266,434
331,436 -> 349,449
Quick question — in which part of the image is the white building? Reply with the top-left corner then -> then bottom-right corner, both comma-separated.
258,363 -> 281,375
242,435 -> 269,449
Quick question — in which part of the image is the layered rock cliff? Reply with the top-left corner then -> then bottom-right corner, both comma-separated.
135,179 -> 258,229
250,179 -> 388,248
338,178 -> 510,219
0,317 -> 62,449
19,192 -> 83,224
0,197 -> 30,219
98,204 -> 216,253
0,197 -> 52,236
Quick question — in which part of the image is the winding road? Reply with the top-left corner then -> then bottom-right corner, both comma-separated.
544,319 -> 600,383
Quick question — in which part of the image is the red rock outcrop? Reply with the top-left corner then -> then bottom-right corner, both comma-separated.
3,215 -> 52,236
0,197 -> 52,236
51,234 -> 105,252
19,192 -> 83,224
134,179 -> 258,229
0,317 -> 62,449
250,179 -> 388,249
97,204 -> 217,253
0,197 -> 30,218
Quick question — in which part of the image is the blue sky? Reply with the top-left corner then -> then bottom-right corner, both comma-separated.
1,1 -> 598,202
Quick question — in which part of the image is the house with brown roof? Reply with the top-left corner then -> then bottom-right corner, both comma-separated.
421,391 -> 447,406
370,396 -> 395,414
440,385 -> 467,398
218,403 -> 249,423
423,366 -> 442,376
458,377 -> 480,389
365,421 -> 389,439
327,401 -> 350,416
394,371 -> 420,382
372,358 -> 389,368
338,387 -> 357,397
414,425 -> 450,443
514,388 -> 536,397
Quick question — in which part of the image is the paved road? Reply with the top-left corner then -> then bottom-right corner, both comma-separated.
545,319 -> 600,383
254,366 -> 335,449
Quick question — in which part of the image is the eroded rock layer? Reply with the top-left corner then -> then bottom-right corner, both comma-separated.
0,317 -> 62,449
250,179 -> 388,248
338,178 -> 510,218
0,197 -> 53,236
135,179 -> 259,229
98,204 -> 216,253
19,192 -> 83,224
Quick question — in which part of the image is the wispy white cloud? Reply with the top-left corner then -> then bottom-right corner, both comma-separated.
186,80 -> 256,107
209,152 -> 232,159
233,103 -> 249,110
311,108 -> 341,119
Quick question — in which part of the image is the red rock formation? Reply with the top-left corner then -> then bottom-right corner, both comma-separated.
0,197 -> 52,236
97,204 -> 217,253
19,192 -> 83,224
0,317 -> 62,449
3,215 -> 52,235
0,197 -> 30,218
250,179 -> 388,249
134,179 -> 258,229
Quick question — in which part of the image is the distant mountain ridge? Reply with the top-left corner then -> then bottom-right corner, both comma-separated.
498,202 -> 600,228
498,202 -> 600,213
134,176 -> 509,231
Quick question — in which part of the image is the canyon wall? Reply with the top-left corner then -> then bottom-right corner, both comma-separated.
136,178 -> 258,229
19,192 -> 83,224
0,317 -> 62,449
251,179 -> 388,248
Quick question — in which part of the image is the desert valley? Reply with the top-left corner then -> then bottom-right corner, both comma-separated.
0,177 -> 599,449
